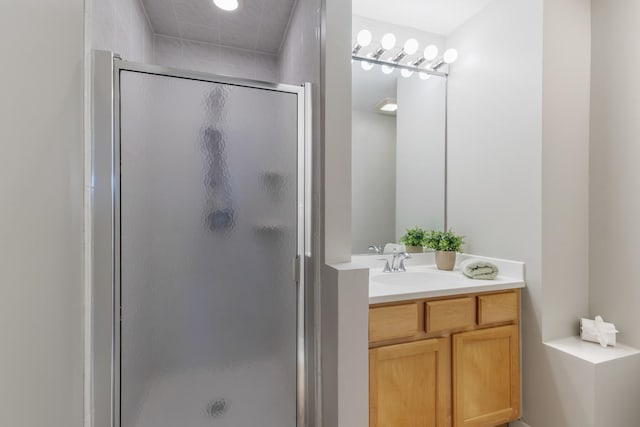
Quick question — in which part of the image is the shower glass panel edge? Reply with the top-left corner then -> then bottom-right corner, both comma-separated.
91,50 -> 310,427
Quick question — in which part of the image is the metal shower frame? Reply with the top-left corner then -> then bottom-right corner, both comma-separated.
91,49 -> 312,427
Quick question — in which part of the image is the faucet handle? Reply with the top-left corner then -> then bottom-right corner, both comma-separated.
379,258 -> 392,273
398,253 -> 411,272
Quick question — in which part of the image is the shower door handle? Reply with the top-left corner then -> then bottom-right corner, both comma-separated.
294,255 -> 301,285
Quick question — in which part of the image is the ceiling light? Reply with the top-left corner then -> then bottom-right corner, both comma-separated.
376,98 -> 398,114
443,48 -> 459,64
419,72 -> 430,80
357,30 -> 372,47
361,61 -> 374,71
403,39 -> 419,55
213,0 -> 239,11
423,45 -> 439,61
381,33 -> 396,50
381,65 -> 394,74
401,69 -> 413,78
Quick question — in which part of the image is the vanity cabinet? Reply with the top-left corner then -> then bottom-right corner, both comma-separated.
369,338 -> 450,427
369,290 -> 520,427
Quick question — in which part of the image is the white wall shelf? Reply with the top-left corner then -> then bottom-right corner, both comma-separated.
545,336 -> 640,365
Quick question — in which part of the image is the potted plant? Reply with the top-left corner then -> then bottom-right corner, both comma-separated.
399,226 -> 427,253
424,229 -> 465,270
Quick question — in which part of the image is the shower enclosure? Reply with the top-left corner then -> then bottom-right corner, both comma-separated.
91,51 -> 310,427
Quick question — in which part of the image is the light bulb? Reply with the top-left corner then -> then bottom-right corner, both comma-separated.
443,48 -> 458,64
419,72 -> 430,80
401,69 -> 413,78
213,0 -> 239,11
381,33 -> 396,50
361,61 -> 374,71
357,29 -> 372,47
381,65 -> 394,74
423,45 -> 438,61
403,38 -> 419,55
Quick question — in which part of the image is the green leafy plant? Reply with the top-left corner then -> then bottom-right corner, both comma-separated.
423,229 -> 465,252
399,226 -> 428,247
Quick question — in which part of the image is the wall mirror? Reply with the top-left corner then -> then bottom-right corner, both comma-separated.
351,30 -> 447,254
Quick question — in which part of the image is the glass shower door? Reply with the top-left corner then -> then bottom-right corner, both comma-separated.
118,70 -> 301,427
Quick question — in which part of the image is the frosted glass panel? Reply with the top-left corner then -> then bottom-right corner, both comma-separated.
119,71 -> 298,427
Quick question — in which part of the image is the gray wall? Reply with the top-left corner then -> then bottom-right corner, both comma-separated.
541,0 -> 591,342
92,0 -> 154,63
154,35 -> 279,82
590,0 -> 640,349
0,1 -> 85,426
447,0 -> 544,425
447,0 -> 595,425
351,110 -> 396,253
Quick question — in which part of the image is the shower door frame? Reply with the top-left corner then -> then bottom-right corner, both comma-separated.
91,50 -> 311,427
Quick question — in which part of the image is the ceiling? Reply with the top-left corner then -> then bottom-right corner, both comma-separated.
142,0 -> 298,54
352,0 -> 495,36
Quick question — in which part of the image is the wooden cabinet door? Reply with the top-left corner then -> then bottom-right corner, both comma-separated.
370,338 -> 451,427
452,325 -> 520,427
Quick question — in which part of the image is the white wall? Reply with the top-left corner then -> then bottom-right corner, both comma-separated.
92,0 -> 154,63
396,76 -> 446,238
0,1 -> 84,426
323,0 -> 369,425
447,0 -> 599,426
154,35 -> 279,82
324,0 -> 353,264
351,110 -> 396,253
590,0 -> 640,349
446,0 -> 545,425
541,0 -> 591,343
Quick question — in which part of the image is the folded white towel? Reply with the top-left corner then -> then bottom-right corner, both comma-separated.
460,258 -> 499,280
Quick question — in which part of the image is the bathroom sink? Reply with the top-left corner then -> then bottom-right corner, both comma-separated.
370,270 -> 461,287
355,253 -> 526,304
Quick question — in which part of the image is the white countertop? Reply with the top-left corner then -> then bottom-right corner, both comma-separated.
352,252 -> 526,304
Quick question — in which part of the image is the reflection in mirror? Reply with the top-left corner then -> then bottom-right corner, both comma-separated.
351,55 -> 446,254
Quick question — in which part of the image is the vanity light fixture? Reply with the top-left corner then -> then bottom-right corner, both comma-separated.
424,45 -> 439,61
351,29 -> 457,78
391,38 -> 419,63
431,48 -> 459,70
376,98 -> 398,114
381,64 -> 394,74
361,61 -> 374,71
408,44 -> 439,68
371,33 -> 396,60
213,0 -> 239,11
352,29 -> 372,55
400,68 -> 414,78
443,48 -> 459,64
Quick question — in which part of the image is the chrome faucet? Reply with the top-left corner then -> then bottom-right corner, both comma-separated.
382,251 -> 411,272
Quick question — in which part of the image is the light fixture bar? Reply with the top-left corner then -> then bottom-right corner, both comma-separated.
430,59 -> 445,70
351,55 -> 448,78
371,47 -> 386,60
411,57 -> 427,67
390,51 -> 407,63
